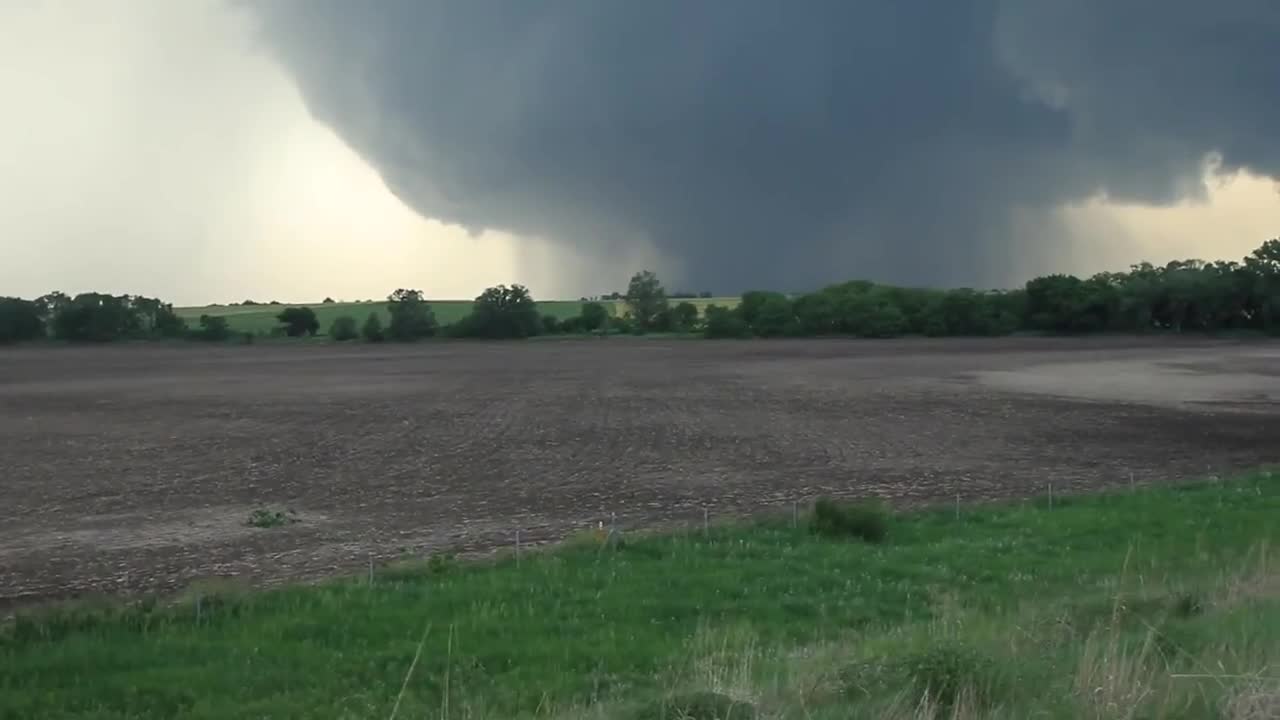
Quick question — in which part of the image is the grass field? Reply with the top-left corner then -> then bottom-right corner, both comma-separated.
4,471 -> 1277,719
174,298 -> 740,336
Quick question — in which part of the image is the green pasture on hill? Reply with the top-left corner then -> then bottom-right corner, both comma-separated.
175,297 -> 740,336
3,470 -> 1278,718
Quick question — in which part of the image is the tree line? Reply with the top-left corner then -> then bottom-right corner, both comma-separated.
3,239 -> 1277,344
695,239 -> 1280,339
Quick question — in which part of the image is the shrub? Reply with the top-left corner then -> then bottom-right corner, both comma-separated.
703,305 -> 750,338
751,294 -> 796,337
541,314 -> 561,334
276,307 -> 320,337
811,497 -> 888,543
580,301 -> 609,332
246,509 -> 298,528
670,301 -> 699,331
610,314 -> 635,335
361,312 -> 385,342
195,315 -> 231,342
329,315 -> 358,341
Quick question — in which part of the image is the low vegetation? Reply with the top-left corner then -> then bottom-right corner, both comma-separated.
3,238 -> 1277,344
245,509 -> 298,529
3,471 -> 1277,718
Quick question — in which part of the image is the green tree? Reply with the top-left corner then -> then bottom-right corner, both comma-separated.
703,304 -> 750,338
463,284 -> 541,338
0,298 -> 44,343
625,270 -> 669,330
329,315 -> 358,341
34,291 -> 70,320
361,312 -> 385,342
751,294 -> 796,337
580,302 -> 610,332
195,315 -> 231,341
541,314 -> 562,334
670,301 -> 699,331
276,307 -> 320,337
51,293 -> 142,342
386,289 -> 438,341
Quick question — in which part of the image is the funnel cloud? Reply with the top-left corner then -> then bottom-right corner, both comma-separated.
249,0 -> 1279,292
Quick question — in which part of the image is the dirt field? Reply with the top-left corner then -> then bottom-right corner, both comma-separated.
2,337 -> 1278,607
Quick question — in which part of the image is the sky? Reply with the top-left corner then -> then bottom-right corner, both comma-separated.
1,0 -> 1276,306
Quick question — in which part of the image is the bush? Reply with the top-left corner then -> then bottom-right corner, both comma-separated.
670,301 -> 699,331
276,307 -> 320,337
610,314 -> 636,335
361,312 -> 385,342
194,315 -> 231,341
541,314 -> 561,334
703,305 -> 750,338
580,301 -> 609,332
329,315 -> 358,341
811,498 -> 888,543
0,297 -> 44,343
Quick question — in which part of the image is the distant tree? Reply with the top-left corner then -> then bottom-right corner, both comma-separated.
129,296 -> 185,338
195,314 -> 231,341
461,284 -> 541,338
0,298 -> 44,343
670,301 -> 699,331
361,312 -> 385,342
322,297 -> 336,304
793,291 -> 840,335
51,293 -> 142,342
329,315 -> 359,341
698,290 -> 713,299
386,289 -> 438,341
277,307 -> 320,337
35,291 -> 70,319
752,294 -> 797,337
703,304 -> 750,339
625,270 -> 668,329
580,302 -> 609,332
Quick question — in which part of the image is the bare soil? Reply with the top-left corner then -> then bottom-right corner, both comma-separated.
2,337 -> 1278,607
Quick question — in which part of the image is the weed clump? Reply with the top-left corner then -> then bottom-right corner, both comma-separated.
810,498 -> 888,543
246,509 -> 298,529
896,644 -> 997,710
629,691 -> 756,720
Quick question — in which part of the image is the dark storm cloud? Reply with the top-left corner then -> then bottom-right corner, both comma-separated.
247,0 -> 1280,291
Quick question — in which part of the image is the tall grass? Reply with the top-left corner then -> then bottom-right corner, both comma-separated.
2,472 -> 1277,718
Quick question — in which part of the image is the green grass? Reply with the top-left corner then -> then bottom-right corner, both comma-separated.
3,472 -> 1278,718
175,298 -> 741,337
